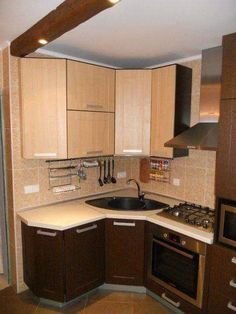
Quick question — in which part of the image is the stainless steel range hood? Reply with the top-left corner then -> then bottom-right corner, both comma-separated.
165,46 -> 222,151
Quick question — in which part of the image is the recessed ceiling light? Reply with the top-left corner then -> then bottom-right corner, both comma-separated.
108,0 -> 121,4
38,39 -> 48,45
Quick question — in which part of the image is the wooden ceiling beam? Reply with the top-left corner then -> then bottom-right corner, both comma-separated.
10,0 -> 116,57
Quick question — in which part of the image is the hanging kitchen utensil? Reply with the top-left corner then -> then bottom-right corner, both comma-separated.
103,159 -> 108,184
107,159 -> 111,183
98,160 -> 103,187
111,158 -> 117,184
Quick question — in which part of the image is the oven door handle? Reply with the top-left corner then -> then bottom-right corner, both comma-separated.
153,239 -> 194,259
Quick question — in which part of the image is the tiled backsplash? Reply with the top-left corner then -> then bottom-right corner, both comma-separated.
0,48 -> 216,293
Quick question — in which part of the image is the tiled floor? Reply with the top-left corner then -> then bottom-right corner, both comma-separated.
0,274 -> 9,290
0,287 -> 172,314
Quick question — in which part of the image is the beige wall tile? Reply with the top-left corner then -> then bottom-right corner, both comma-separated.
13,168 -> 40,210
184,167 -> 206,204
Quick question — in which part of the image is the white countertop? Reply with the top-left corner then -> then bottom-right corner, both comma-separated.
17,188 -> 214,244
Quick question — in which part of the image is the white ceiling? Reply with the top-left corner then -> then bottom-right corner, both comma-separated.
1,0 -> 236,67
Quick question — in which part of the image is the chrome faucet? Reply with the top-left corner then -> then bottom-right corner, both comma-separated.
127,179 -> 145,201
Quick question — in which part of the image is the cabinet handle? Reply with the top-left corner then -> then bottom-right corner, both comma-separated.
34,153 -> 57,157
113,221 -> 136,227
161,293 -> 180,308
122,149 -> 142,153
230,280 -> 236,288
87,150 -> 103,155
227,301 -> 236,312
37,230 -> 57,237
76,224 -> 97,234
86,104 -> 104,109
232,257 -> 236,264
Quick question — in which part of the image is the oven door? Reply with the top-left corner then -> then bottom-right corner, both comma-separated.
151,238 -> 200,302
219,204 -> 236,248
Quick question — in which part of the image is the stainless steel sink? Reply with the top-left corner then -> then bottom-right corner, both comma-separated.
86,197 -> 168,211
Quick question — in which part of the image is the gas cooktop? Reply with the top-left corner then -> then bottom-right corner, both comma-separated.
158,202 -> 215,232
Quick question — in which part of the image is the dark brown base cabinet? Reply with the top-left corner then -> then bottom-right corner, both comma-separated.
21,220 -> 105,302
105,219 -> 145,285
207,244 -> 236,314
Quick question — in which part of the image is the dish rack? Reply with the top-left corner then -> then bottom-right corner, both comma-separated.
149,158 -> 171,183
48,160 -> 81,193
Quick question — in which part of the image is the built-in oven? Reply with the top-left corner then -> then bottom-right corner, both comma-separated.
219,200 -> 236,248
147,225 -> 206,309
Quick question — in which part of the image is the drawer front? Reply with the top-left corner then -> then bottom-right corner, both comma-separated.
146,278 -> 201,314
209,245 -> 236,299
208,290 -> 236,314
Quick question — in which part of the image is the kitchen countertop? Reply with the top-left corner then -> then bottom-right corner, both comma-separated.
17,188 -> 214,244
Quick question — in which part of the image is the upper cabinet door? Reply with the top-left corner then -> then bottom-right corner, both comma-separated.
151,66 -> 176,158
221,33 -> 236,100
20,58 -> 67,159
67,61 -> 115,112
115,70 -> 152,156
67,111 -> 114,158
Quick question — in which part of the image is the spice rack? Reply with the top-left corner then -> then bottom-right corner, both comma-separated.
149,158 -> 171,183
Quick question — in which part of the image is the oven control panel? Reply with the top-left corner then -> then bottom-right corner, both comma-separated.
151,224 -> 206,255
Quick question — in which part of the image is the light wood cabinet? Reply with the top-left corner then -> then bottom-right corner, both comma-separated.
151,65 -> 192,158
115,70 -> 151,156
67,111 -> 114,158
67,61 -> 115,112
20,58 -> 67,159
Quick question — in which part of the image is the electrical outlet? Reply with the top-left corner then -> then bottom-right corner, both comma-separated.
117,171 -> 127,179
24,185 -> 39,194
173,178 -> 180,186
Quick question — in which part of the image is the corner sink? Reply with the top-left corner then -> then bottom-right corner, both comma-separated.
86,197 -> 168,211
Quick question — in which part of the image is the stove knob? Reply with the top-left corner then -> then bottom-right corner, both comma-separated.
163,233 -> 168,239
181,240 -> 186,246
202,219 -> 210,228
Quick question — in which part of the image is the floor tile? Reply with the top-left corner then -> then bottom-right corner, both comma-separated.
35,296 -> 87,314
133,299 -> 172,314
0,290 -> 39,314
88,289 -> 133,303
84,300 -> 133,314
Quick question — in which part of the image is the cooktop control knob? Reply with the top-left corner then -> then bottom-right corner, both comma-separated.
163,233 -> 168,239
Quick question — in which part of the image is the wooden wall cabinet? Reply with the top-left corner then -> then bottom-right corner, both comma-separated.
115,70 -> 152,156
67,111 -> 114,158
207,244 -> 236,314
151,65 -> 192,158
105,219 -> 145,285
20,58 -> 67,159
21,221 -> 105,302
20,58 -> 115,159
67,61 -> 115,112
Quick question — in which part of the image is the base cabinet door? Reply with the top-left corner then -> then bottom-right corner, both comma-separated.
21,223 -> 65,302
64,220 -> 105,301
105,219 -> 145,285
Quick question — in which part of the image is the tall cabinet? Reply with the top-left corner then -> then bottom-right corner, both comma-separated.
216,33 -> 236,200
115,70 -> 152,156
